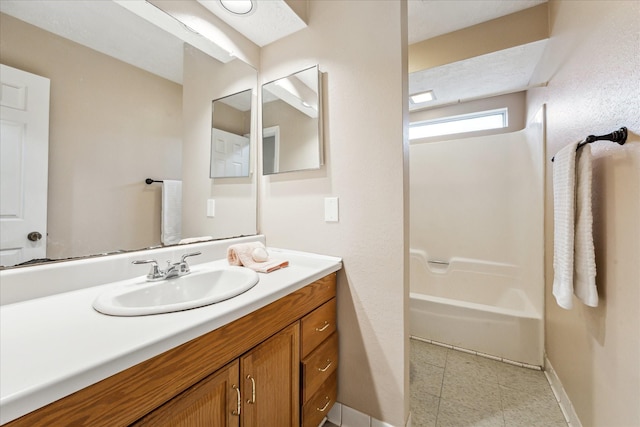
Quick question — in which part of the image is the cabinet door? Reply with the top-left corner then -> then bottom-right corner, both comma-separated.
241,322 -> 300,427
131,360 -> 240,427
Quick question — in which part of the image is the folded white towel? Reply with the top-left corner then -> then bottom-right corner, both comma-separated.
227,242 -> 289,273
574,145 -> 598,307
552,141 -> 579,309
161,180 -> 182,245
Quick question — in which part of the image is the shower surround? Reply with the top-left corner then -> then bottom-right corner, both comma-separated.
409,124 -> 545,365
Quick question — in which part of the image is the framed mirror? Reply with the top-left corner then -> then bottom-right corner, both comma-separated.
262,65 -> 323,174
0,1 -> 257,268
210,89 -> 253,178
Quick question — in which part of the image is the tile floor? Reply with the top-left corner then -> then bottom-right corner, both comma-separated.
410,339 -> 568,427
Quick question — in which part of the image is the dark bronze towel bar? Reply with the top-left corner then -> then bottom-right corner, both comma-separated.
551,127 -> 627,162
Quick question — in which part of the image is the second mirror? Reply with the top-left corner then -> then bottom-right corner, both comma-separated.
262,65 -> 323,175
211,89 -> 253,178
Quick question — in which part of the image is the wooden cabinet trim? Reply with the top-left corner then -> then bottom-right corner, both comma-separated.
6,273 -> 336,427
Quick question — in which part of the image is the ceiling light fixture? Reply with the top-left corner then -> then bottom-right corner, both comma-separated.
219,0 -> 254,15
410,90 -> 435,104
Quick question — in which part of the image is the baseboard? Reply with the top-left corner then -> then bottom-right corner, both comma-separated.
327,402 -> 411,427
544,355 -> 583,427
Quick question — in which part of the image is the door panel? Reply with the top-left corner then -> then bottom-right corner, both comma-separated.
210,128 -> 249,178
131,360 -> 240,427
240,322 -> 300,427
0,64 -> 50,266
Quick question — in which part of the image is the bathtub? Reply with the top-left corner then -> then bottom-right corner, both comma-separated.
409,250 -> 543,366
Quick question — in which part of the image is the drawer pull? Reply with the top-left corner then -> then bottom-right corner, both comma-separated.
246,375 -> 256,404
318,359 -> 332,372
315,321 -> 330,332
232,385 -> 241,416
317,397 -> 331,412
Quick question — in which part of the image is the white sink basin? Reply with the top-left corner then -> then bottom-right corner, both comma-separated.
93,266 -> 259,316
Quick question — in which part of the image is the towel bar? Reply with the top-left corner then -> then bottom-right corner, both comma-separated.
551,127 -> 627,162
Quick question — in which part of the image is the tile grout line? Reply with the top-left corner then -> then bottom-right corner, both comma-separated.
410,335 -> 542,371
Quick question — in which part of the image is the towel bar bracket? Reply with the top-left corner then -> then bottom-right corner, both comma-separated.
577,126 -> 627,150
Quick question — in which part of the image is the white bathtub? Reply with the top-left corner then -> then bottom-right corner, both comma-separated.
409,250 -> 543,366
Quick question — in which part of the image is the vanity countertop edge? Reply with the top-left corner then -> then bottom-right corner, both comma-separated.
0,248 -> 342,425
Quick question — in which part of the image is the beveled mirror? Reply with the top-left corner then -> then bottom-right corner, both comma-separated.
210,89 -> 253,178
262,65 -> 323,174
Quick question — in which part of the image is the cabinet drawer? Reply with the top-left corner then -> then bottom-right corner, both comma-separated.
301,332 -> 338,403
301,298 -> 336,358
302,372 -> 337,427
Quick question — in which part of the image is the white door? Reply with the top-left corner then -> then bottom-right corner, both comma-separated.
0,64 -> 50,266
210,128 -> 250,178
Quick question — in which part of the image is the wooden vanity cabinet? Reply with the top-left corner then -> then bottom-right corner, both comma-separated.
132,322 -> 300,427
5,273 -> 336,427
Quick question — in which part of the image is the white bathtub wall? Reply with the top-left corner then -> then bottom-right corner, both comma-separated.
409,129 -> 544,310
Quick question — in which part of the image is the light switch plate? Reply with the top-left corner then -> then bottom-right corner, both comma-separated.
325,197 -> 339,222
207,199 -> 215,217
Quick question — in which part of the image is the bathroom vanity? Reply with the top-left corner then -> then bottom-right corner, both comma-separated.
0,243 -> 341,427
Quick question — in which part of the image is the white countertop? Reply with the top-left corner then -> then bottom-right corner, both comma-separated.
0,248 -> 341,424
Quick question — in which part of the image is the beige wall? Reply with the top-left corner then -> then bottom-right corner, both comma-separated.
259,1 -> 409,425
262,99 -> 319,172
527,1 -> 640,425
182,46 -> 257,240
212,102 -> 250,136
0,13 -> 182,260
408,3 -> 548,73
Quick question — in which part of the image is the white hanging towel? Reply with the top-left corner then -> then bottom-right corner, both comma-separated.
161,180 -> 182,245
574,145 -> 598,307
552,142 -> 598,309
552,141 -> 578,309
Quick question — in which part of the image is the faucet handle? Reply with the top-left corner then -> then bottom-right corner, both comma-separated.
180,251 -> 202,263
132,259 -> 164,281
178,251 -> 201,274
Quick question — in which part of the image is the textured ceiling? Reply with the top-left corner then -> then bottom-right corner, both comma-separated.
2,0 -> 550,107
408,0 -> 550,109
409,40 -> 548,110
408,0 -> 548,44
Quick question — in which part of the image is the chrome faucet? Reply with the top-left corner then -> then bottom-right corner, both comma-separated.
133,251 -> 202,281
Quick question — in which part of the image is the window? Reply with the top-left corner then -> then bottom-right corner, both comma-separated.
409,108 -> 508,140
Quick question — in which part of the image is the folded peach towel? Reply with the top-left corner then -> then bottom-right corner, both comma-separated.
227,242 -> 289,273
